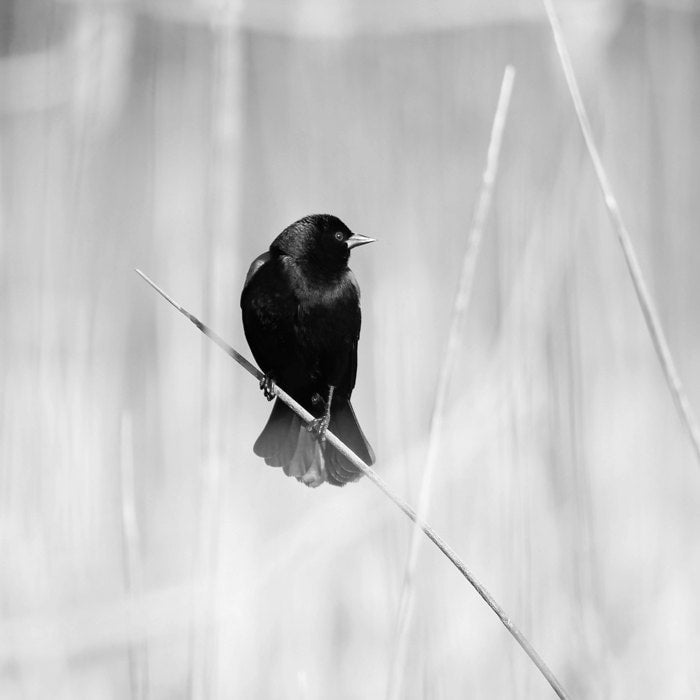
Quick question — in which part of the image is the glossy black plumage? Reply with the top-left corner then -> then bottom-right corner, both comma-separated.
241,214 -> 375,487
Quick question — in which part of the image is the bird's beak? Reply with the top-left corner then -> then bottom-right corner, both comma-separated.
347,233 -> 376,249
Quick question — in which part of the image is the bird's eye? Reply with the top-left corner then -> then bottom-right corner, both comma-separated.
334,231 -> 344,242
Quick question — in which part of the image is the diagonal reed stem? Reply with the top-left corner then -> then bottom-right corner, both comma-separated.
387,65 -> 516,700
542,0 -> 700,466
135,268 -> 571,699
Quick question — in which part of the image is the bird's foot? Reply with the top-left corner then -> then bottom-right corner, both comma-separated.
259,374 -> 276,401
307,413 -> 330,446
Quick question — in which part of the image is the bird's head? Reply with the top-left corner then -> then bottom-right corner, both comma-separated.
272,214 -> 375,273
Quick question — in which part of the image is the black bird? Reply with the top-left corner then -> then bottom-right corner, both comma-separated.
241,214 -> 375,487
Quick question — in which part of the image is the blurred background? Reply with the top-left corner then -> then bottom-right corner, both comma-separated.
2,0 -> 700,697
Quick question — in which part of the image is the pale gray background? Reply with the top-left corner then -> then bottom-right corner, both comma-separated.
2,1 -> 699,698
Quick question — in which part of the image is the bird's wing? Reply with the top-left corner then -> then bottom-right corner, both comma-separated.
241,256 -> 303,388
243,251 -> 271,289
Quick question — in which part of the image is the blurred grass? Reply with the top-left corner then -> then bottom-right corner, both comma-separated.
2,1 -> 700,698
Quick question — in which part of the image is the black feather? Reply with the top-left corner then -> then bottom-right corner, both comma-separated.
241,214 -> 375,486
326,398 -> 375,486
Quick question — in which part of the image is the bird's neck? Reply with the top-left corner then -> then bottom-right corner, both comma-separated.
296,257 -> 348,284
282,256 -> 348,291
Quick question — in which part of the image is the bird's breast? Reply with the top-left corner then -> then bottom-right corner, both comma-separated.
295,276 -> 359,360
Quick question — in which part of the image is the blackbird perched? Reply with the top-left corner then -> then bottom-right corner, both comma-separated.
241,214 -> 376,487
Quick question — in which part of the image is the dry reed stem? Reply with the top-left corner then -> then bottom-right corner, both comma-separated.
387,65 -> 515,700
119,412 -> 149,700
542,0 -> 700,466
135,269 -> 571,699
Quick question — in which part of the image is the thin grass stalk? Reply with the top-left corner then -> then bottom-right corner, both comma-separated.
119,412 -> 148,700
135,269 -> 572,699
542,0 -> 700,466
386,65 -> 515,700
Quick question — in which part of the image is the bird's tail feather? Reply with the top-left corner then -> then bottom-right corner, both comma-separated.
326,398 -> 375,486
253,398 -> 299,467
253,397 -> 374,487
253,399 -> 327,487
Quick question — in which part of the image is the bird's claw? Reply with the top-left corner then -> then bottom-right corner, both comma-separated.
259,374 -> 276,401
307,414 -> 330,445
